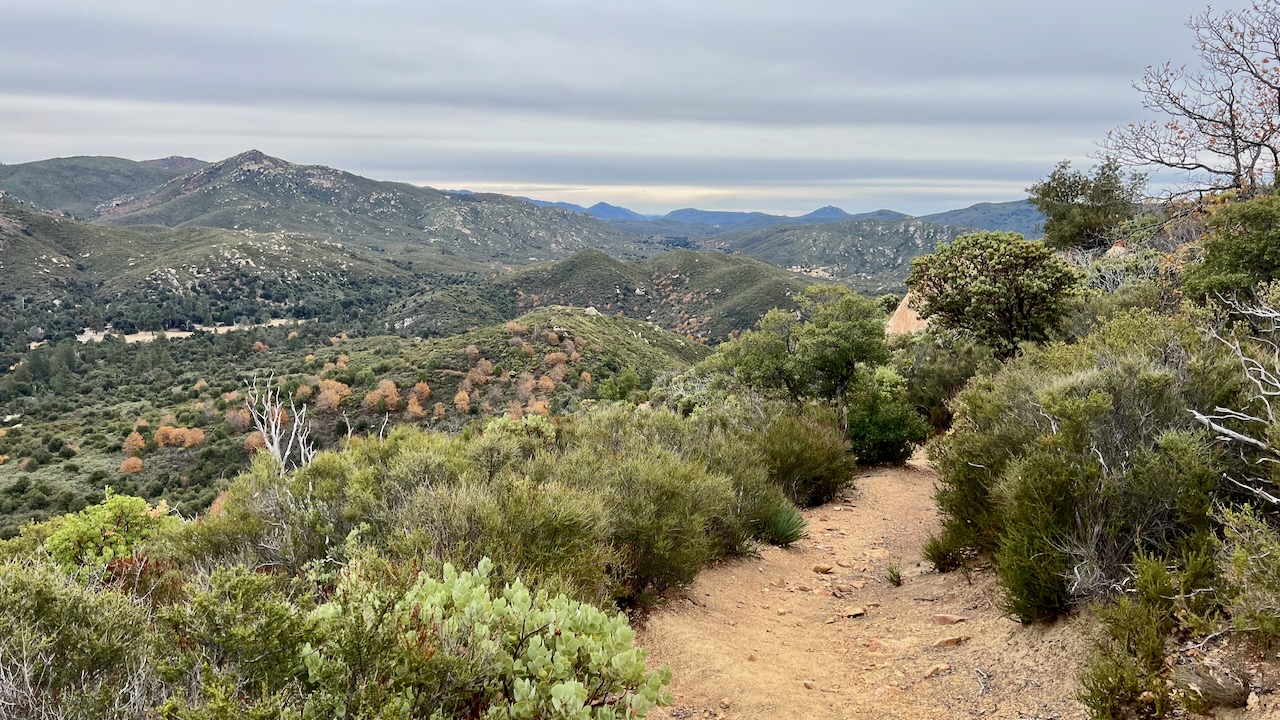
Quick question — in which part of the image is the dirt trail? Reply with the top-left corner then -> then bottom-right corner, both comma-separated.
637,457 -> 1092,720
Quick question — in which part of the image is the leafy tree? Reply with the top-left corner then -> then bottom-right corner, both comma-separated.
713,285 -> 888,405
1027,158 -> 1145,249
906,231 -> 1079,359
1184,194 -> 1280,298
793,285 -> 891,406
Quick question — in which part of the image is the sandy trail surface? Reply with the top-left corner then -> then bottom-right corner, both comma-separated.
637,457 -> 1093,720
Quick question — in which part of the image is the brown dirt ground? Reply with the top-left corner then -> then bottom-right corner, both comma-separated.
637,456 -> 1280,719
636,456 -> 1095,720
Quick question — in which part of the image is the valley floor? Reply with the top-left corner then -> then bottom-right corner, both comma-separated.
637,456 -> 1093,719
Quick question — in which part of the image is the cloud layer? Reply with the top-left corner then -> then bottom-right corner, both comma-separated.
0,0 -> 1233,214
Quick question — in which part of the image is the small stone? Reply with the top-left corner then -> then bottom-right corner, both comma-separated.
924,663 -> 951,678
932,635 -> 970,648
934,614 -> 968,625
796,584 -> 814,592
813,564 -> 834,574
836,560 -> 854,568
777,609 -> 790,616
747,654 -> 757,662
834,584 -> 855,593
803,680 -> 816,690
846,607 -> 866,618
720,697 -> 732,709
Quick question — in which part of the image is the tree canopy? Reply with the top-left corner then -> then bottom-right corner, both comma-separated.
1027,158 -> 1146,250
713,284 -> 888,404
906,231 -> 1079,358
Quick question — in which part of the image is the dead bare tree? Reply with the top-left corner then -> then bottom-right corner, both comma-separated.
1106,1 -> 1280,198
244,373 -> 316,477
1190,298 -> 1280,507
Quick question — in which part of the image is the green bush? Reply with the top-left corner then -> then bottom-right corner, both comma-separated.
892,330 -> 996,430
0,560 -> 160,717
921,529 -> 967,572
45,490 -> 179,572
599,449 -> 735,599
759,504 -> 807,546
907,230 -> 1080,358
1078,597 -> 1174,720
844,368 -> 929,466
1218,505 -> 1280,640
931,311 -> 1239,620
300,557 -> 671,719
397,477 -> 617,605
1185,195 -> 1280,299
158,566 -> 313,699
754,404 -> 857,506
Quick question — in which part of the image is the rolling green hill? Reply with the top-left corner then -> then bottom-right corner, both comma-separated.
0,307 -> 708,534
98,150 -> 666,263
0,156 -> 196,218
921,199 -> 1044,238
383,249 -> 812,342
0,197 -> 490,356
708,217 -> 966,293
1,199 -> 807,370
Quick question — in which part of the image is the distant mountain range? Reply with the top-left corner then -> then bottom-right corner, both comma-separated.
0,149 -> 1047,349
516,194 -> 1043,238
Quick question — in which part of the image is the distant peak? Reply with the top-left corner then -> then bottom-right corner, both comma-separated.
800,205 -> 851,219
224,149 -> 285,167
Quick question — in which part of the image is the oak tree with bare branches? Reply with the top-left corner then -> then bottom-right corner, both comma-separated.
1106,1 -> 1280,197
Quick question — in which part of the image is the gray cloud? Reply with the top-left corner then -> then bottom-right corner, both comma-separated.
0,0 -> 1244,214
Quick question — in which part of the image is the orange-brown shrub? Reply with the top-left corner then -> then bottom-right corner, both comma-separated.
405,396 -> 426,420
123,431 -> 146,456
314,380 -> 352,412
119,457 -> 144,473
207,490 -> 230,517
412,381 -> 432,403
362,379 -> 402,412
243,432 -> 266,454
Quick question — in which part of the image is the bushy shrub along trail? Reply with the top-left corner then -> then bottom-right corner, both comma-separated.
637,456 -> 1094,720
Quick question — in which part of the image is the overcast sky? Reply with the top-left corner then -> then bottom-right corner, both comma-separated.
0,0 -> 1239,215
